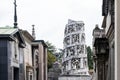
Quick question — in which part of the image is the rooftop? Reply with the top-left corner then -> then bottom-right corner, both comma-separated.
0,27 -> 18,35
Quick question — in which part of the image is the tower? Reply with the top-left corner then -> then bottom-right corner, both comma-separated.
62,19 -> 89,75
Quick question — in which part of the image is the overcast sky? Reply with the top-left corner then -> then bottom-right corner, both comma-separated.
0,0 -> 103,49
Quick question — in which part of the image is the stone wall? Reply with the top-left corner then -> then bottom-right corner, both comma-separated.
59,75 -> 91,80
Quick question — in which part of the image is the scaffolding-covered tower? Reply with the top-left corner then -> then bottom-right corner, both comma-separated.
62,19 -> 89,75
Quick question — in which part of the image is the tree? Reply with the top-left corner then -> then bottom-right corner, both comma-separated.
47,51 -> 56,69
87,46 -> 93,69
46,41 -> 57,69
46,41 -> 56,54
54,49 -> 64,63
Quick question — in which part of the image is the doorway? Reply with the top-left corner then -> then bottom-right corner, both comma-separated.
13,67 -> 19,80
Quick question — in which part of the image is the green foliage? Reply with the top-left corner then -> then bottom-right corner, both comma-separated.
46,41 -> 57,69
47,51 -> 56,69
87,46 -> 93,69
46,41 -> 56,54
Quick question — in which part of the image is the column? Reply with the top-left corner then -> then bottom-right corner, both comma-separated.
76,45 -> 78,55
115,0 -> 120,80
81,58 -> 84,68
79,33 -> 81,43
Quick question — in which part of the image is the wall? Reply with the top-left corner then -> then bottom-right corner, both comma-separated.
106,12 -> 111,34
23,40 -> 33,80
24,41 -> 32,66
8,39 -> 25,80
38,43 -> 44,80
0,40 -> 8,80
19,48 -> 25,80
10,39 -> 20,68
115,0 -> 120,80
59,75 -> 91,80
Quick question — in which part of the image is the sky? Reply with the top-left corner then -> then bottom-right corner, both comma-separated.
0,0 -> 103,49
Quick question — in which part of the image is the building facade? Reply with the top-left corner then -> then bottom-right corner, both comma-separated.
0,27 -> 48,80
0,27 -> 26,80
92,0 -> 114,80
92,25 -> 109,80
116,0 -> 120,80
22,30 -> 34,80
32,40 -> 48,80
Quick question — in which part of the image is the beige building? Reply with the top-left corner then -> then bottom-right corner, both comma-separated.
22,30 -> 35,80
21,26 -> 48,80
115,0 -> 120,80
32,40 -> 48,80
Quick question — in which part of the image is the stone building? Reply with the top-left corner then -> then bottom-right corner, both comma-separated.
31,25 -> 48,80
0,27 -> 26,80
116,0 -> 120,80
92,25 -> 109,80
0,0 -> 48,79
32,40 -> 48,80
22,30 -> 35,80
92,0 -> 114,80
59,19 -> 91,80
0,26 -> 48,80
48,61 -> 61,80
22,26 -> 48,80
